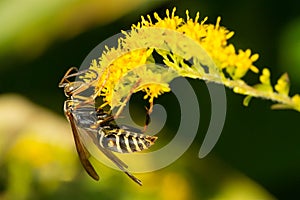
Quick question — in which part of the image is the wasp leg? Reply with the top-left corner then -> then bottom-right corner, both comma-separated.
114,79 -> 141,120
143,101 -> 153,132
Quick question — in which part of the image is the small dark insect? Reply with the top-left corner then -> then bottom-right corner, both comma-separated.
59,67 -> 157,186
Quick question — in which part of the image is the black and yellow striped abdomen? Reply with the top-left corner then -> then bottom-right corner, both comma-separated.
98,128 -> 157,153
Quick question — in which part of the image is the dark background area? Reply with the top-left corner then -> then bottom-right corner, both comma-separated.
1,0 -> 300,199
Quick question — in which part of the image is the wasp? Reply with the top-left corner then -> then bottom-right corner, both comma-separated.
59,67 -> 157,186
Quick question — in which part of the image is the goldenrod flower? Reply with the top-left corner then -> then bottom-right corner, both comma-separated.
96,49 -> 148,106
84,7 -> 300,112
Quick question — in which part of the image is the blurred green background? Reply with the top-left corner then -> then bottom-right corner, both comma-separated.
1,0 -> 300,199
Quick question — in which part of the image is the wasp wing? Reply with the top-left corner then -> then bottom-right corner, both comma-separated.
66,111 -> 100,181
97,144 -> 142,186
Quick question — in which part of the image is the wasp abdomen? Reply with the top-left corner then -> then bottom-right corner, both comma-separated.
98,129 -> 157,153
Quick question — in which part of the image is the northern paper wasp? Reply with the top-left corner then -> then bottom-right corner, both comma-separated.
59,67 -> 157,186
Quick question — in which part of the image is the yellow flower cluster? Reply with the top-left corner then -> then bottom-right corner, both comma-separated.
89,8 -> 259,107
85,7 -> 300,112
90,49 -> 149,107
141,83 -> 171,103
133,8 -> 259,79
